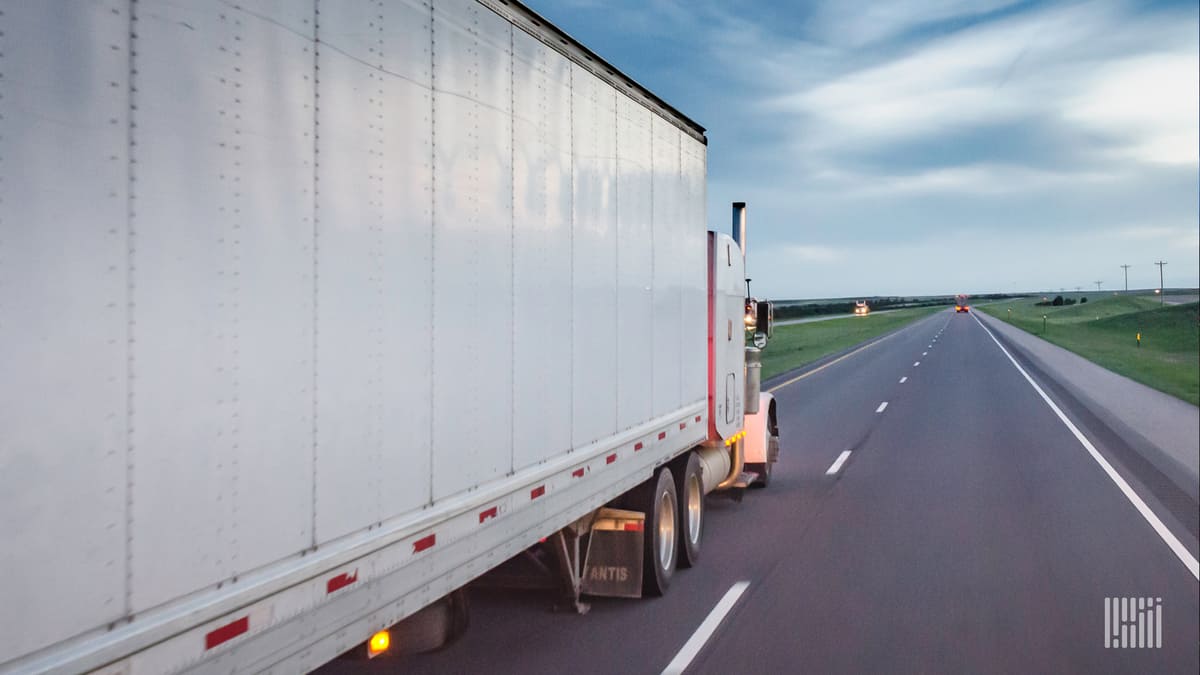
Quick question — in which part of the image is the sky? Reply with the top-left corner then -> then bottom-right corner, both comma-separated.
525,0 -> 1200,300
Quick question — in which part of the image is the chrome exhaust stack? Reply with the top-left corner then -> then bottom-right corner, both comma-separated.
734,201 -> 762,415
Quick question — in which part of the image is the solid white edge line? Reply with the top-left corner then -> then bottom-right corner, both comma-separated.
971,313 -> 1199,580
661,581 -> 751,675
826,450 -> 853,476
899,376 -> 907,383
875,401 -> 888,413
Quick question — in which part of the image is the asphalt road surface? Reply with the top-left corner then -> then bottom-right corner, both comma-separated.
321,310 -> 1199,674
1162,295 -> 1199,305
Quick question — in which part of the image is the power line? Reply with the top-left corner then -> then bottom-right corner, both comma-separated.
1120,264 -> 1131,292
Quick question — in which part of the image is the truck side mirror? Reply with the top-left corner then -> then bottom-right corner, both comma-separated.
756,301 -> 773,338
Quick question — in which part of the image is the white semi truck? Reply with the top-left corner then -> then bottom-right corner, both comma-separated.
0,1 -> 779,672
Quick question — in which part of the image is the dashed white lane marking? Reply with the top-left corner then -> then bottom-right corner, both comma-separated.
875,401 -> 889,413
922,351 -> 928,356
662,581 -> 751,675
826,450 -> 853,476
913,361 -> 921,367
899,376 -> 907,383
971,313 -> 1200,580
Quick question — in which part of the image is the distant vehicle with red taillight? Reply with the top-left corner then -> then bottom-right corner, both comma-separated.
955,294 -> 970,313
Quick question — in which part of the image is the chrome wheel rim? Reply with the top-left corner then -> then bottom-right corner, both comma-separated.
658,487 -> 677,570
686,473 -> 702,544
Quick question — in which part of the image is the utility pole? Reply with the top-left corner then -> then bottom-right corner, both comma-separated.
1094,281 -> 1102,292
1154,260 -> 1167,305
1120,264 -> 1130,293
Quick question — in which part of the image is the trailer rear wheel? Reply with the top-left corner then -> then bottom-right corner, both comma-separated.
390,587 -> 470,655
630,467 -> 678,596
340,588 -> 469,661
672,452 -> 704,568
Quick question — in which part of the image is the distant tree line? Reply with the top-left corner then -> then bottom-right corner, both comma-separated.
1035,295 -> 1087,307
772,293 -> 1025,320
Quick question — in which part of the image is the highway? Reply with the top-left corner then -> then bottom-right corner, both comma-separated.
321,310 -> 1199,674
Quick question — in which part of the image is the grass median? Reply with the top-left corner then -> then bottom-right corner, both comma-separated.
760,305 -> 943,381
979,295 -> 1200,406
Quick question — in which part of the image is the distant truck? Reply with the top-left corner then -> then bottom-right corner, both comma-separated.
854,300 -> 871,316
955,295 -> 971,313
0,1 -> 780,673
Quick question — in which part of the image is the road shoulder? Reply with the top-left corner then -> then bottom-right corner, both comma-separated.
974,310 -> 1199,502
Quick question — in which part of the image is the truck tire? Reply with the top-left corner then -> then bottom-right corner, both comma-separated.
389,587 -> 470,655
629,467 -> 678,596
672,451 -> 704,568
746,459 -> 771,488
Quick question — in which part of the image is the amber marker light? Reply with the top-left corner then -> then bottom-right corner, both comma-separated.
368,630 -> 391,658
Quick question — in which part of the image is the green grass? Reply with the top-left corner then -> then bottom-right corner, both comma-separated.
980,295 -> 1200,406
760,306 -> 943,380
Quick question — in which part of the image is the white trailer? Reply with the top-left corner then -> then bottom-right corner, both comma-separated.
0,1 -> 779,672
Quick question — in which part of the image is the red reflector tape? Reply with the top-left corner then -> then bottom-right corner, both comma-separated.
326,571 -> 358,595
679,422 -> 686,430
623,522 -> 644,532
606,453 -> 617,464
571,468 -> 585,478
530,485 -> 545,500
634,442 -> 643,451
205,616 -> 249,650
479,506 -> 498,524
413,534 -> 436,553
695,415 -> 702,423
658,431 -> 666,440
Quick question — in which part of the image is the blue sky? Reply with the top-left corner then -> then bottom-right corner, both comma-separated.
526,0 -> 1199,299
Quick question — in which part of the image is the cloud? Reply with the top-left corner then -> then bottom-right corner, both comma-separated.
526,0 -> 1199,296
1103,225 -> 1194,241
807,0 -> 1025,47
1062,51 -> 1200,165
812,163 -> 1119,197
769,1 -> 1198,167
754,223 -> 1197,299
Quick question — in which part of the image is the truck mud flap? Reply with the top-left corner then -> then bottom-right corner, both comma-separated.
581,508 -> 645,598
